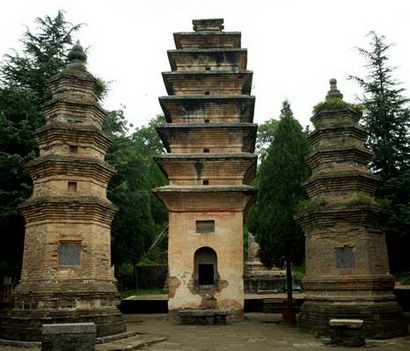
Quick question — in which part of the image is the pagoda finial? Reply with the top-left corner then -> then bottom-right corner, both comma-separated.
326,78 -> 343,100
67,40 -> 87,69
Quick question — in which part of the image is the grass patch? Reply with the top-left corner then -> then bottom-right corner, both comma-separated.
120,288 -> 167,299
395,272 -> 410,285
293,264 -> 305,281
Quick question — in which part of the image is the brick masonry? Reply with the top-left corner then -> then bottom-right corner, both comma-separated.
0,42 -> 125,341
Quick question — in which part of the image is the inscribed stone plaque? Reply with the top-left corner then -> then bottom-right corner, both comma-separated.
196,220 -> 215,233
335,247 -> 355,268
60,243 -> 80,265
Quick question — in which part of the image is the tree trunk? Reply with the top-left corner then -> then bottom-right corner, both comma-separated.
285,258 -> 293,309
133,262 -> 138,290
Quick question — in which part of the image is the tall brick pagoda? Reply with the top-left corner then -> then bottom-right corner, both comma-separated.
153,19 -> 257,321
296,79 -> 407,337
1,42 -> 125,341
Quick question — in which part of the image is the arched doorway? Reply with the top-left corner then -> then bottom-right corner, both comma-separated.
193,247 -> 218,288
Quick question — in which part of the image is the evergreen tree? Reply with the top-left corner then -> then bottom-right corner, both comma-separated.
255,118 -> 279,162
350,32 -> 410,273
104,112 -> 167,289
248,101 -> 311,308
350,32 -> 410,182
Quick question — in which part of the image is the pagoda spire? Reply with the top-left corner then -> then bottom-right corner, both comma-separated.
67,40 -> 87,68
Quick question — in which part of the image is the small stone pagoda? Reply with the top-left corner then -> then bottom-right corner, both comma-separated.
153,19 -> 257,321
296,79 -> 407,338
244,233 -> 285,293
1,43 -> 125,341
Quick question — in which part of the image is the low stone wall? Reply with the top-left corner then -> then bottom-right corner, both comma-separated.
244,276 -> 287,293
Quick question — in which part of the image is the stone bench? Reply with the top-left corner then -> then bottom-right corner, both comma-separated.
177,309 -> 228,325
329,319 -> 365,347
42,322 -> 96,351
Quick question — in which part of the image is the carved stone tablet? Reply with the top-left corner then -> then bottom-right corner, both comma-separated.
335,247 -> 355,268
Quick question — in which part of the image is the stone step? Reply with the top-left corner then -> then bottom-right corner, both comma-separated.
96,334 -> 166,351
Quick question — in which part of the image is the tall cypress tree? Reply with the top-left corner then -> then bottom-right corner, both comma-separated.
350,32 -> 410,273
350,32 -> 410,182
248,100 -> 311,308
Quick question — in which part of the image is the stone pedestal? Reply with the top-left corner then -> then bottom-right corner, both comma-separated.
42,323 -> 96,351
153,19 -> 257,321
296,80 -> 407,338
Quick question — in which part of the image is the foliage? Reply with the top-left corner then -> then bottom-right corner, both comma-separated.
313,97 -> 357,114
248,101 -> 311,308
350,32 -> 410,273
0,11 -> 81,279
255,118 -> 279,162
349,32 -> 410,182
120,288 -> 167,298
104,112 -> 167,288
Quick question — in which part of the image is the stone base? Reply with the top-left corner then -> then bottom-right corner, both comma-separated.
177,309 -> 227,325
299,300 -> 408,339
244,276 -> 287,293
0,308 -> 125,341
42,322 -> 96,351
169,308 -> 243,323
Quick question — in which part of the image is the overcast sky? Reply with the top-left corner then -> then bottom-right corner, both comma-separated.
1,0 -> 410,130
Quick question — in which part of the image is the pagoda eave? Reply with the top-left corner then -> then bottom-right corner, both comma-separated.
35,122 -> 111,145
174,32 -> 241,49
306,146 -> 373,168
154,153 -> 257,184
153,185 -> 256,212
167,48 -> 247,71
156,123 -> 257,153
303,172 -> 380,197
26,155 -> 116,182
162,71 -> 252,95
159,95 -> 255,123
296,204 -> 388,230
19,196 -> 118,224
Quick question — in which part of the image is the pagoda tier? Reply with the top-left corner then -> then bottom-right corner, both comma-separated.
167,48 -> 247,71
296,80 -> 407,338
155,154 -> 257,186
153,186 -> 256,212
156,123 -> 257,153
174,27 -> 241,49
154,19 -> 257,322
0,43 -> 125,341
162,71 -> 252,95
35,123 -> 111,160
159,95 -> 255,123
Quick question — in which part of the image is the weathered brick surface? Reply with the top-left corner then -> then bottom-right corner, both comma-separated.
296,80 -> 407,338
1,43 -> 125,341
153,19 -> 257,322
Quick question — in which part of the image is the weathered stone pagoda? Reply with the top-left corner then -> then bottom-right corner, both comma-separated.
153,19 -> 257,321
244,233 -> 285,293
296,79 -> 407,338
0,43 -> 125,341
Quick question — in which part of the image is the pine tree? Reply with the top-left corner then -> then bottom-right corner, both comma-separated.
350,32 -> 410,182
248,101 -> 311,308
350,32 -> 410,273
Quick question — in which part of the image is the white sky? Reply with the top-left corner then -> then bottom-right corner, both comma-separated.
1,0 -> 410,130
